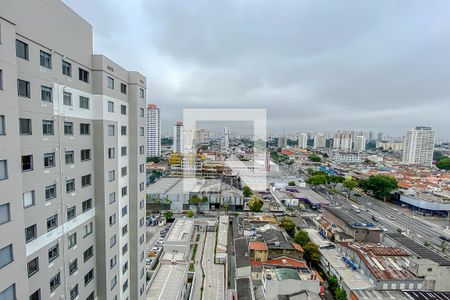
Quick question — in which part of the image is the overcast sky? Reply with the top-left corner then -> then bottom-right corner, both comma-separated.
64,0 -> 450,139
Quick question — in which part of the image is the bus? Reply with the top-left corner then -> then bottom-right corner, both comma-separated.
351,204 -> 361,213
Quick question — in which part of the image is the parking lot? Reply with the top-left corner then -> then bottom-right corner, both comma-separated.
145,217 -> 172,269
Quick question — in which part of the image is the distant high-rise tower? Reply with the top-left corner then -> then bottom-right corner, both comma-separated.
333,131 -> 353,150
354,136 -> 366,151
277,136 -> 287,148
173,122 -> 184,153
146,104 -> 161,157
402,126 -> 436,166
298,133 -> 308,149
224,127 -> 230,150
313,133 -> 326,149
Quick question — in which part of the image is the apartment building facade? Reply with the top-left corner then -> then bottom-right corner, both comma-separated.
0,1 -> 147,299
402,126 -> 436,166
146,104 -> 161,157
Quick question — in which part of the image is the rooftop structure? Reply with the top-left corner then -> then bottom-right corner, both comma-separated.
164,218 -> 194,256
262,268 -> 321,299
146,262 -> 188,300
216,215 -> 229,263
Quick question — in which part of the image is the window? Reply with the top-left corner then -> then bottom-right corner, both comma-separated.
62,60 -> 72,76
21,155 -> 33,171
140,199 -> 145,209
66,179 -> 75,193
111,276 -> 117,290
109,214 -> 116,226
17,79 -> 30,97
140,234 -> 145,244
16,39 -> 29,59
29,289 -> 40,300
23,191 -> 35,208
40,50 -> 52,69
83,269 -> 94,285
108,147 -> 115,159
140,145 -> 145,155
41,86 -> 52,102
83,246 -> 93,262
47,214 -> 58,232
121,205 -> 128,217
82,199 -> 92,212
79,68 -> 89,83
140,251 -> 144,262
108,125 -> 115,136
121,186 -> 128,197
121,126 -> 127,136
110,255 -> 117,269
109,192 -> 116,204
0,203 -> 10,224
140,182 -> 145,191
122,225 -> 128,236
107,76 -> 114,89
81,149 -> 91,161
140,127 -> 145,136
19,118 -> 32,135
121,105 -> 127,115
65,150 -> 74,164
70,284 -> 78,300
68,259 -> 78,276
108,170 -> 115,182
84,222 -> 93,237
0,160 -> 7,180
140,217 -> 144,228
27,257 -> 39,277
0,285 -> 15,300
86,292 -> 95,300
123,279 -> 128,292
107,101 -> 114,112
68,232 -> 77,248
64,121 -> 73,135
42,120 -> 54,135
63,91 -> 72,106
80,123 -> 90,135
49,272 -> 60,292
110,235 -> 117,248
79,96 -> 90,109
48,244 -> 59,262
140,88 -> 145,98
0,244 -> 13,269
140,107 -> 145,117
120,83 -> 127,94
140,164 -> 145,173
67,206 -> 76,221
0,115 -> 5,135
44,152 -> 55,168
121,146 -> 127,156
81,174 -> 92,187
122,261 -> 128,274
25,224 -> 37,243
121,166 -> 127,177
45,184 -> 56,200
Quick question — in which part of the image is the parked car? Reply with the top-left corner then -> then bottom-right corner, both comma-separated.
146,258 -> 153,265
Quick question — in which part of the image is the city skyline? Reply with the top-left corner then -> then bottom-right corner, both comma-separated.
63,0 -> 450,139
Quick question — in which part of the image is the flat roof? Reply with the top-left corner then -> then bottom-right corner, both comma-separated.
146,263 -> 188,300
217,216 -> 229,253
148,177 -> 242,195
234,237 -> 250,268
324,207 -> 381,230
403,291 -> 450,300
236,277 -> 252,300
166,218 -> 194,243
352,290 -> 408,300
388,233 -> 450,266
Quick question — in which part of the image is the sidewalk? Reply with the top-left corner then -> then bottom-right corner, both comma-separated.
192,232 -> 206,300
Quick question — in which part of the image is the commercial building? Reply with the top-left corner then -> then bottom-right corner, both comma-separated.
261,268 -> 321,299
402,126 -> 436,166
332,151 -> 361,164
195,128 -> 210,145
146,262 -> 189,300
298,133 -> 308,149
146,104 -> 161,157
376,141 -> 404,151
164,218 -> 194,257
173,121 -> 184,153
354,136 -> 366,151
0,1 -> 147,299
313,133 -> 326,149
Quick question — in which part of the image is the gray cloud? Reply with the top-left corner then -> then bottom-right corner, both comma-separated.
64,0 -> 450,139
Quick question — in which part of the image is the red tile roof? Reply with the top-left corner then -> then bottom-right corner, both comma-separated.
249,241 -> 268,251
291,242 -> 304,252
250,256 -> 308,269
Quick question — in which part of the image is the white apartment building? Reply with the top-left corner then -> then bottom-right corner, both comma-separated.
0,1 -> 147,299
146,104 -> 161,157
402,126 -> 436,166
354,136 -> 366,151
313,133 -> 326,149
333,131 -> 353,150
173,122 -> 184,153
298,133 -> 307,149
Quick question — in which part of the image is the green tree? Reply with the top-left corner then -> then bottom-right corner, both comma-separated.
303,242 -> 321,265
248,195 -> 263,212
327,175 -> 345,188
335,288 -> 347,300
294,230 -> 309,246
146,156 -> 161,163
306,175 -> 328,189
436,158 -> 450,170
187,210 -> 194,218
280,217 -> 296,236
343,180 -> 357,199
288,181 -> 296,186
434,151 -> 446,162
311,171 -> 327,176
243,186 -> 252,197
359,175 -> 398,200
163,210 -> 173,220
308,155 -> 321,162
327,276 -> 339,294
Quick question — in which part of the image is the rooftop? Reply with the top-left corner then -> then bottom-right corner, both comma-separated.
324,207 -> 381,231
146,263 -> 188,300
250,256 -> 308,269
236,277 -> 253,300
249,241 -> 268,251
166,218 -> 194,243
352,290 -> 409,300
235,237 -> 251,269
217,215 -> 229,253
263,267 -> 320,282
